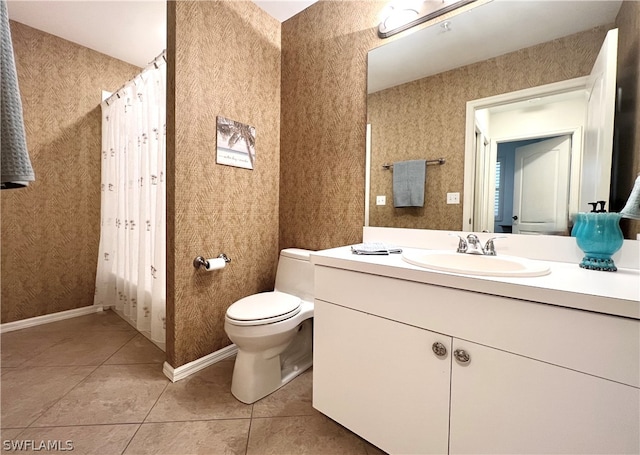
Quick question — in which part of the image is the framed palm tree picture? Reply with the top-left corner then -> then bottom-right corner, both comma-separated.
216,116 -> 256,170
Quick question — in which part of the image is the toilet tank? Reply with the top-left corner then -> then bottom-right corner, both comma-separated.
274,248 -> 315,302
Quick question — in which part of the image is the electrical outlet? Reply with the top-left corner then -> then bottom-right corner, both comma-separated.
447,192 -> 460,204
376,195 -> 386,205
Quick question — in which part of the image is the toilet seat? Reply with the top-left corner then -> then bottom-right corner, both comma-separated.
226,292 -> 301,326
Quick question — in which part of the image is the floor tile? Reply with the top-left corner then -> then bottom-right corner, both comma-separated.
2,424 -> 139,455
0,367 -> 18,375
145,361 -> 251,422
123,420 -> 250,455
0,428 -> 25,442
25,311 -> 135,333
221,353 -> 237,362
246,415 -> 369,455
21,331 -> 137,367
252,368 -> 318,418
105,334 -> 165,365
1,366 -> 96,428
32,364 -> 168,427
0,429 -> 26,455
1,330 -> 72,368
0,312 -> 383,454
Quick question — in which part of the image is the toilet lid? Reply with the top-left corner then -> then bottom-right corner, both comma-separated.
226,292 -> 301,325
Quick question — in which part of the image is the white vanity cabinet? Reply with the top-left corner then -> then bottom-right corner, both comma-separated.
312,264 -> 640,455
313,300 -> 452,454
449,339 -> 639,454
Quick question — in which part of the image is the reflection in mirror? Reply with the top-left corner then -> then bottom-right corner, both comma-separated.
463,70 -> 613,236
366,0 -> 639,239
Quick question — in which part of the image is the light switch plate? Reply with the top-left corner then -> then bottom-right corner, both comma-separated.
376,195 -> 386,205
447,192 -> 460,204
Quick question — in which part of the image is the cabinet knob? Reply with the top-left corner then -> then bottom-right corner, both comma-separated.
454,349 -> 471,364
432,342 -> 447,357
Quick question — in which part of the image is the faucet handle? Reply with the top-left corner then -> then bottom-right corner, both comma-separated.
449,233 -> 468,253
465,234 -> 485,255
466,233 -> 481,244
484,236 -> 507,256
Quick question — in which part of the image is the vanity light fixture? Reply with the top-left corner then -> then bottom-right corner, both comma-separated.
378,0 -> 477,38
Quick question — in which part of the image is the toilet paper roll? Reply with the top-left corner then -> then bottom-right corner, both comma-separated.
204,257 -> 226,271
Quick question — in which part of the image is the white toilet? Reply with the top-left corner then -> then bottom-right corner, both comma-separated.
224,248 -> 314,404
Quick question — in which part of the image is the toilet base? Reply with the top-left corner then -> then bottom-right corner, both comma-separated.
231,319 -> 313,404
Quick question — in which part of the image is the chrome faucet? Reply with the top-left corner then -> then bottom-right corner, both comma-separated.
466,234 -> 485,255
450,233 -> 506,256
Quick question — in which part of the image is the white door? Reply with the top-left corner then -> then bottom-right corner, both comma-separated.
581,28 -> 618,210
512,135 -> 571,234
449,340 -> 639,454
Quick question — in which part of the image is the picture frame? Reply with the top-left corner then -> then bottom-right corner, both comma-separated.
216,116 -> 256,170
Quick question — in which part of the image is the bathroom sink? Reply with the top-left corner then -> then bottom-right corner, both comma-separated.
402,250 -> 550,277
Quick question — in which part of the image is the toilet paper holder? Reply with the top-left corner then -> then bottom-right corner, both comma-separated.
193,253 -> 231,270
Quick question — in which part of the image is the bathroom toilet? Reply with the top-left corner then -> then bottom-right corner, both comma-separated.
224,248 -> 314,404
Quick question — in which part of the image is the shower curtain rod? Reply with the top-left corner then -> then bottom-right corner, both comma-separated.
150,49 -> 167,68
103,49 -> 166,106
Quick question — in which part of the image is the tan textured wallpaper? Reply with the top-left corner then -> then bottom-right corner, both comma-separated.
1,22 -> 140,323
167,1 -> 281,367
279,1 -> 381,251
367,26 -> 609,230
615,1 -> 640,239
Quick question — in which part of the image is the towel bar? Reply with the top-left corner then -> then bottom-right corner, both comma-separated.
382,158 -> 445,170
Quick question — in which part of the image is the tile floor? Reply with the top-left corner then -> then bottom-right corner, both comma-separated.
0,310 -> 385,455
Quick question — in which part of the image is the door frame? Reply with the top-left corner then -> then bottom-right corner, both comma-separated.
365,123 -> 372,226
463,76 -> 588,232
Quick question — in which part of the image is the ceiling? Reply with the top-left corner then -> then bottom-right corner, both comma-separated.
368,0 -> 622,93
7,0 -> 622,82
254,0 -> 318,22
6,0 -> 318,68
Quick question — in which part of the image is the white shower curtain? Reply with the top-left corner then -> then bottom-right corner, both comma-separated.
94,53 -> 166,349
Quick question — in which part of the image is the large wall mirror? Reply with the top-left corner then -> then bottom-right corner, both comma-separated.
366,0 -> 639,239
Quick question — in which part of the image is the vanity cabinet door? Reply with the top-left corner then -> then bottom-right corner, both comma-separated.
449,340 -> 640,454
313,299 -> 452,455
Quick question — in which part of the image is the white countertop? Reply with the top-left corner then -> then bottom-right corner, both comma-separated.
311,246 -> 640,320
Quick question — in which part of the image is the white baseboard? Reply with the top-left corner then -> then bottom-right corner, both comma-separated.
163,344 -> 238,382
0,305 -> 107,334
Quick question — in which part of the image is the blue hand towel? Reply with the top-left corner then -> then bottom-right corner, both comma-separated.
393,160 -> 426,207
1,0 -> 35,189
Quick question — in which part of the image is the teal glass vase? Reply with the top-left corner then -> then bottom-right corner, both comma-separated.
571,213 -> 623,271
